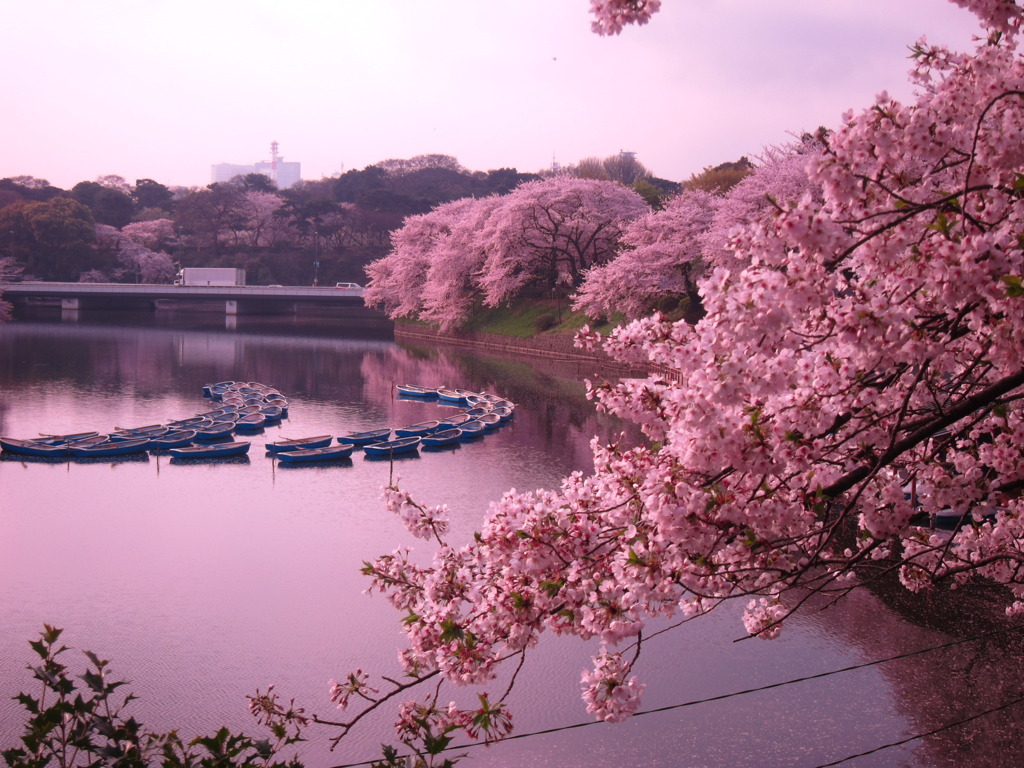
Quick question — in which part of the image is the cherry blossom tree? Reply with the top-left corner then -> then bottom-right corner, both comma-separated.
574,138 -> 823,321
474,177 -> 648,307
418,196 -> 502,330
365,177 -> 648,329
95,221 -> 177,283
326,1 -> 1024,761
364,203 -> 462,320
122,218 -> 177,251
699,135 -> 825,274
572,188 -> 718,320
229,190 -> 286,248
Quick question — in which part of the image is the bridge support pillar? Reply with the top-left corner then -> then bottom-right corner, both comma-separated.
225,300 -> 238,315
60,298 -> 80,310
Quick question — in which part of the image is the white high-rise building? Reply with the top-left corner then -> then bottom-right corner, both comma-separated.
211,142 -> 301,189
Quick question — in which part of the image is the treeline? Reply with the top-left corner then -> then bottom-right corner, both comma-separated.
0,155 -> 552,286
364,141 -> 822,329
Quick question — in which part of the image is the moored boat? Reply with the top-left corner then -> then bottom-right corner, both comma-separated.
36,431 -> 100,445
193,423 -> 236,440
265,435 -> 334,453
437,412 -> 473,428
490,405 -> 514,422
233,413 -> 267,431
149,430 -> 199,449
260,405 -> 285,422
363,436 -> 422,456
340,428 -> 392,446
396,384 -> 441,398
109,426 -> 169,441
457,420 -> 486,438
1,437 -> 71,457
275,444 -> 355,462
476,413 -> 502,430
436,388 -> 473,404
70,437 -> 150,457
394,420 -> 443,437
421,428 -> 462,447
168,441 -> 251,459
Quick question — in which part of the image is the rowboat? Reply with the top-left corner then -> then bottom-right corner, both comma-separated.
275,444 -> 355,463
396,384 -> 441,398
476,413 -> 502,430
457,420 -> 486,438
110,426 -> 169,441
70,437 -> 150,457
113,424 -> 164,434
148,430 -> 199,449
340,428 -> 392,446
193,424 -> 236,441
65,435 -> 112,448
259,405 -> 285,422
363,436 -> 421,456
394,420 -> 443,437
233,413 -> 267,431
436,388 -> 473,404
265,435 -> 334,453
166,416 -> 209,428
490,405 -> 515,422
36,431 -> 100,445
421,428 -> 462,447
437,412 -> 473,428
168,441 -> 251,459
1,437 -> 70,457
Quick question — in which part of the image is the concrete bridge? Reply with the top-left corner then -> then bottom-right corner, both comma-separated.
0,281 -> 378,317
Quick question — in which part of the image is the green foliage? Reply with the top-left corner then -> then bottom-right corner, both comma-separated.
632,178 -> 666,209
2,626 -> 306,768
685,157 -> 754,194
534,312 -> 558,332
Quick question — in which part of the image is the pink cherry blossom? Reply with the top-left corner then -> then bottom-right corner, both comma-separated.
328,3 -> 1024,761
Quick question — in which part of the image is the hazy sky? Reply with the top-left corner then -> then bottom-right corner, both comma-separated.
2,1 -> 980,190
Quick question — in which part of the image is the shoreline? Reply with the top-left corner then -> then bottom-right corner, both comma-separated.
393,321 -> 650,375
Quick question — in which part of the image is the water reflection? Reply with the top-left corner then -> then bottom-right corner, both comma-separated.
1,310 -> 1023,767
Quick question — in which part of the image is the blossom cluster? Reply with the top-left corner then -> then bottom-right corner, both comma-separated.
589,0 -> 663,35
332,0 -> 1024,758
383,482 -> 451,540
364,177 -> 648,331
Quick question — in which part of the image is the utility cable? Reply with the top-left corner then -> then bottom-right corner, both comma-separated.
323,622 -> 1024,768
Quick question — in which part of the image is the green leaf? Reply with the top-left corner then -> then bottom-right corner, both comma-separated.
1001,274 -> 1023,298
439,619 -> 464,643
81,669 -> 105,693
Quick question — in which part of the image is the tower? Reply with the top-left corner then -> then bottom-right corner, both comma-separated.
270,141 -> 280,187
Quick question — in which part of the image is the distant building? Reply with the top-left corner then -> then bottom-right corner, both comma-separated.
211,141 -> 301,189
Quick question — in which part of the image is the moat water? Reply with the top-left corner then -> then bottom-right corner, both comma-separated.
1,309 -> 1022,767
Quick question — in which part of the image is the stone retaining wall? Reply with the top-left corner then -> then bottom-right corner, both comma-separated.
393,322 -> 650,375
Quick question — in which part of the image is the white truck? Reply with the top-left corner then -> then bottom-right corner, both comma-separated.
174,268 -> 246,286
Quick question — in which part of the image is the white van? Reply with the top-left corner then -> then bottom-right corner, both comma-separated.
335,282 -> 361,289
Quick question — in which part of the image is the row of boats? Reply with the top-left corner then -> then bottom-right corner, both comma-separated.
0,381 -> 292,460
262,385 -> 517,462
0,381 -> 516,464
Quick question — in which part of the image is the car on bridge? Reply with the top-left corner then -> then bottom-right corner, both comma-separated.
336,282 -> 361,289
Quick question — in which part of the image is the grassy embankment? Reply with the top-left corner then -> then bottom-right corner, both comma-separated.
441,297 -> 621,338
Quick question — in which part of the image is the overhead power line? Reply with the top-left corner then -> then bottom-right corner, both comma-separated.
325,622 -> 1024,768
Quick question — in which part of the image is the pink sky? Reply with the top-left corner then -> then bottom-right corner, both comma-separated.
1,0 -> 979,189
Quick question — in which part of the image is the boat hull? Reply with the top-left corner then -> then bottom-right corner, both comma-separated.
276,445 -> 355,462
363,437 -> 422,456
168,441 -> 251,459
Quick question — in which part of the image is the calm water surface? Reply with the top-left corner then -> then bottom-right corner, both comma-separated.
2,310 -> 1023,768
